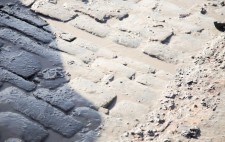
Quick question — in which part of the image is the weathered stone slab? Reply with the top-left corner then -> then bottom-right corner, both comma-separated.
71,38 -> 116,59
49,38 -> 94,56
0,87 -> 84,137
34,84 -> 96,111
69,15 -> 110,37
33,87 -> 75,112
69,77 -> 116,109
57,85 -> 95,109
147,29 -> 174,44
0,112 -> 48,142
114,57 -> 156,74
110,31 -> 141,48
0,12 -> 53,43
112,14 -> 142,32
68,38 -> 99,52
169,20 -> 204,34
1,5 -> 47,27
110,101 -> 148,120
142,43 -> 179,63
0,68 -> 36,91
49,38 -> 95,63
97,113 -> 129,142
109,78 -> 158,105
0,50 -> 41,78
155,70 -> 173,80
95,47 -> 117,59
136,74 -> 166,89
71,107 -> 101,129
0,28 -> 60,64
65,66 -> 104,83
32,0 -> 76,22
92,58 -> 136,79
80,131 -> 98,142
19,0 -> 36,7
159,1 -> 187,17
170,34 -> 204,52
65,0 -> 130,22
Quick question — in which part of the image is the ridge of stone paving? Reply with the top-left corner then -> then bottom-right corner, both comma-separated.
46,19 -> 176,74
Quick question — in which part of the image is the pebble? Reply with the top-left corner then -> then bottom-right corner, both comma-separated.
181,126 -> 201,139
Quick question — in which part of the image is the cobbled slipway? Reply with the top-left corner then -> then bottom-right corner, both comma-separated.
0,0 -> 225,142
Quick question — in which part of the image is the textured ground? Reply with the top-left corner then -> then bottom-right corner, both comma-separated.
0,0 -> 224,142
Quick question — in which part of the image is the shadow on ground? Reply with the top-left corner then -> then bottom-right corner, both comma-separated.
0,0 -> 102,142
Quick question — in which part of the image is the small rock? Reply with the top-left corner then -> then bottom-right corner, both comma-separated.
214,21 -> 225,32
153,113 -> 165,124
200,8 -> 207,14
161,100 -> 175,110
211,3 -> 218,7
36,67 -> 70,89
101,74 -> 114,84
179,13 -> 191,18
181,126 -> 201,139
165,93 -> 177,99
37,67 -> 66,80
147,129 -> 157,137
7,3 -> 15,6
133,128 -> 144,136
219,62 -> 225,69
59,32 -> 76,42
123,132 -> 129,137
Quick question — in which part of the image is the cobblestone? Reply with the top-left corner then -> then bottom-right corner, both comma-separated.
0,49 -> 41,78
0,28 -> 61,64
0,112 -> 48,142
0,12 -> 53,43
0,68 -> 36,91
69,15 -> 110,38
31,0 -> 76,22
1,4 -> 48,27
92,58 -> 136,79
0,87 -> 84,137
